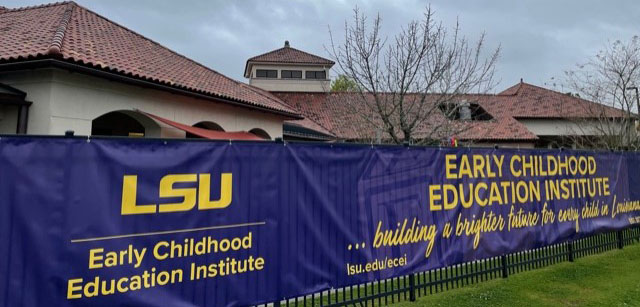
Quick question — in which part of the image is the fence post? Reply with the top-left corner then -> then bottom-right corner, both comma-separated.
617,230 -> 624,249
409,273 -> 416,301
567,241 -> 574,262
501,254 -> 508,278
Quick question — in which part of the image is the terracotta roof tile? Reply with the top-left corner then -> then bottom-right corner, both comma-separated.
275,82 -> 629,142
497,82 -> 625,118
273,92 -> 538,142
0,2 -> 300,117
247,44 -> 334,65
244,43 -> 334,77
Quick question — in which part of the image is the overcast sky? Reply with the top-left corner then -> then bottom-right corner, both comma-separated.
6,0 -> 640,91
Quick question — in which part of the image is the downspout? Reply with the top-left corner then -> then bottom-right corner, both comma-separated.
16,102 -> 31,134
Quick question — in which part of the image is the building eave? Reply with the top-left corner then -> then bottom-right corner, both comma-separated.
0,58 -> 303,120
283,122 -> 335,141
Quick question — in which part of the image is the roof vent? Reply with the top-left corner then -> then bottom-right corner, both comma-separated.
284,40 -> 290,48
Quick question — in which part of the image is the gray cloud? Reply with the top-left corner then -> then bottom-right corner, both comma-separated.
4,0 -> 640,91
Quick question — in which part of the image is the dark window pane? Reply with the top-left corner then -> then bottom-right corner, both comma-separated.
306,70 -> 326,79
305,71 -> 315,79
256,69 -> 277,78
282,70 -> 302,79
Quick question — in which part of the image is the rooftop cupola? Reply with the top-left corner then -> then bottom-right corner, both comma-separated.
244,41 -> 335,92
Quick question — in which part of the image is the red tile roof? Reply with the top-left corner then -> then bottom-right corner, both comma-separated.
497,82 -> 625,118
274,82 -> 628,142
273,92 -> 539,142
244,42 -> 334,77
0,2 -> 300,118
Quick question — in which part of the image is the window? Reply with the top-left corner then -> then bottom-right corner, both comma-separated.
256,69 -> 277,78
281,70 -> 302,79
439,102 -> 493,121
305,70 -> 326,79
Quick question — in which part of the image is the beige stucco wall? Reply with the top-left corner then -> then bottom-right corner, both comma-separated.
0,69 -> 54,135
518,118 -> 617,136
248,64 -> 331,92
0,68 -> 285,139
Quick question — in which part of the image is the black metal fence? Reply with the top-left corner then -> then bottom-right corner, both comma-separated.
262,226 -> 640,307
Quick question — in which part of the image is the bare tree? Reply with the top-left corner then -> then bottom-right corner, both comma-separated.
327,6 -> 500,144
564,36 -> 640,150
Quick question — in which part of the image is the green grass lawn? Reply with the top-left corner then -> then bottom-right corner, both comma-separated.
394,243 -> 640,307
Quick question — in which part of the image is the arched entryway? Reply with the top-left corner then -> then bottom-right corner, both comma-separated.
187,121 -> 225,138
249,128 -> 271,140
91,110 -> 161,137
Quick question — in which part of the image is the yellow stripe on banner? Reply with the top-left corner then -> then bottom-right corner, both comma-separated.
70,221 -> 266,243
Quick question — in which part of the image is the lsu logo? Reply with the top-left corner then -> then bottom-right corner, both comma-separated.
121,173 -> 232,215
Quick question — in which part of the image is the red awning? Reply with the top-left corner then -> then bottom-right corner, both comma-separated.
139,110 -> 265,141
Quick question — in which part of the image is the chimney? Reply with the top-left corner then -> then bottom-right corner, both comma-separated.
459,100 -> 472,120
284,40 -> 290,48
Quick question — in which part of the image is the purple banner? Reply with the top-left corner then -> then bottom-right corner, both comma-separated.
0,137 -> 638,306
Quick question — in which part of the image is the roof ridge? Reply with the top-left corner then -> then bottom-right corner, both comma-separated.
503,81 -> 574,97
248,46 -> 333,63
288,46 -> 334,62
519,82 -> 575,95
518,82 -> 551,91
247,47 -> 283,61
514,81 -> 586,99
67,2 -> 240,84
62,2 -> 296,112
47,2 -> 75,56
517,81 -> 626,113
497,82 -> 522,96
1,1 -> 70,13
